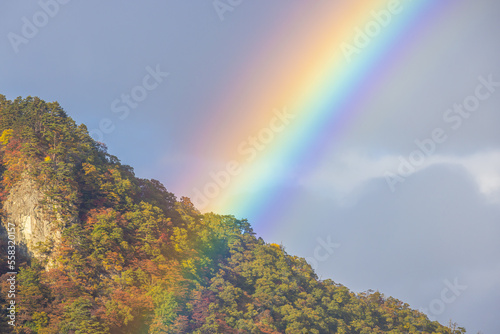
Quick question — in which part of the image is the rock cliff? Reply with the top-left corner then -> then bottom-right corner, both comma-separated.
1,177 -> 63,261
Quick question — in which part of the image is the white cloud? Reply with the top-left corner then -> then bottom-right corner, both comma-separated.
457,152 -> 500,199
300,150 -> 500,204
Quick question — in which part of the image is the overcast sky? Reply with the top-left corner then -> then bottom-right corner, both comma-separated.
1,1 -> 499,332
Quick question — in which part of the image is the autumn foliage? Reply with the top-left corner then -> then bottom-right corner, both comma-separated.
0,96 -> 466,333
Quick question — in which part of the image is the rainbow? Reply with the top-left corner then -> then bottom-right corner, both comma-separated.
175,0 -> 457,231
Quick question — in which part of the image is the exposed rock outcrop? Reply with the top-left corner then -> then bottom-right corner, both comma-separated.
1,177 -> 66,262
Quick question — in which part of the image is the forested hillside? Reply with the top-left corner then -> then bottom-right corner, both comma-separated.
0,95 -> 466,333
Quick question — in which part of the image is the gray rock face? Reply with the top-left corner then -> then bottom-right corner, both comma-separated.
2,177 -> 62,260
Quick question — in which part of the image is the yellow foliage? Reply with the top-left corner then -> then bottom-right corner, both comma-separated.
82,162 -> 97,175
270,243 -> 281,250
44,156 -> 52,162
0,129 -> 13,145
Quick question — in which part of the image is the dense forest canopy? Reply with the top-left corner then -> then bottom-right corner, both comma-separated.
0,95 -> 467,333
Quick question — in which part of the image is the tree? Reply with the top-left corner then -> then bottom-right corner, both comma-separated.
60,297 -> 109,334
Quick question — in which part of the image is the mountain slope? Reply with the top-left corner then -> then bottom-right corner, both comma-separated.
0,95 -> 466,333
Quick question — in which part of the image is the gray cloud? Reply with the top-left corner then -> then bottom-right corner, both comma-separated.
1,1 -> 499,333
